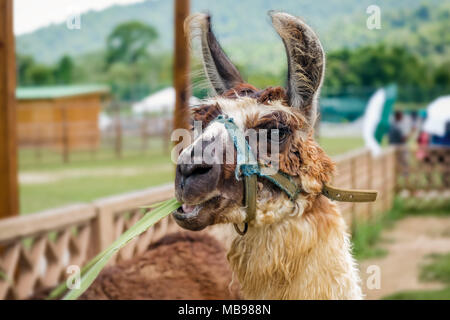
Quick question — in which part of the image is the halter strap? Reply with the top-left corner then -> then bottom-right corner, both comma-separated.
213,115 -> 378,235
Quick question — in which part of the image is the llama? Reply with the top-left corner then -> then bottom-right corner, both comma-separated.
37,11 -> 363,301
172,12 -> 364,299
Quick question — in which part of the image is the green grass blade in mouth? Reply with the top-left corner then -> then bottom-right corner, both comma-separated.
48,198 -> 181,300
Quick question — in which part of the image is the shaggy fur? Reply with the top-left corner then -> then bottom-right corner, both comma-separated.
81,232 -> 240,300
228,195 -> 362,299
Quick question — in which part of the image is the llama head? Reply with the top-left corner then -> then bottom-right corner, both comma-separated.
173,12 -> 335,231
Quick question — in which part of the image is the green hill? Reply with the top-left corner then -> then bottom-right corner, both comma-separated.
16,0 -> 448,74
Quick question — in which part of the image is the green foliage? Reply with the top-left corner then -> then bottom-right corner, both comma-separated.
24,63 -> 55,85
15,0 -> 445,65
105,21 -> 158,67
17,54 -> 76,86
14,1 -> 450,103
54,56 -> 75,84
324,44 -> 450,103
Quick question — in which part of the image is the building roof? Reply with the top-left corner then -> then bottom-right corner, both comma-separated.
16,85 -> 110,100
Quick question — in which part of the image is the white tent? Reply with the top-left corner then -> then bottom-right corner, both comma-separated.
98,112 -> 112,131
423,96 -> 450,137
132,87 -> 201,114
362,88 -> 386,156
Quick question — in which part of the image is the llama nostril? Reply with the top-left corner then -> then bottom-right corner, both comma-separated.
176,163 -> 220,203
180,164 -> 214,179
190,165 -> 213,176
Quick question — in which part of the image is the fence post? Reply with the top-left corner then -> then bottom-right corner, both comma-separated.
0,0 -> 19,218
92,206 -> 115,254
114,101 -> 122,159
61,106 -> 70,163
164,118 -> 171,154
350,156 -> 357,229
389,147 -> 397,210
141,116 -> 149,153
173,0 -> 191,146
382,150 -> 389,212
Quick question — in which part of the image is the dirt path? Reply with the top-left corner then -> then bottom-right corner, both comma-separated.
360,216 -> 450,299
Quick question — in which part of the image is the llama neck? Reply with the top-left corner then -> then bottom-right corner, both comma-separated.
227,196 -> 363,299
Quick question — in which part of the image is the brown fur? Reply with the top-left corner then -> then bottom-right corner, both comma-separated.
24,233 -> 236,300
30,233 -> 239,300
80,232 -> 239,300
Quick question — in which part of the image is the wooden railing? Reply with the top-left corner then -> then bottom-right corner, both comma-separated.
333,147 -> 397,226
0,147 -> 397,299
0,185 -> 179,299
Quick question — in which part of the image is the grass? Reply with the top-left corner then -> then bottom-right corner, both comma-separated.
318,136 -> 364,156
383,253 -> 450,300
352,198 -> 450,261
351,198 -> 406,260
19,136 -> 364,215
19,139 -> 174,214
383,287 -> 450,300
420,253 -> 450,284
56,198 -> 181,300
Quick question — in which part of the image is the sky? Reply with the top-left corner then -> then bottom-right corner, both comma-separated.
13,0 -> 146,35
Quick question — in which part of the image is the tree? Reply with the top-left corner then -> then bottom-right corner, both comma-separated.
323,43 -> 432,101
16,54 -> 35,86
54,55 -> 75,84
105,21 -> 158,68
25,64 -> 55,85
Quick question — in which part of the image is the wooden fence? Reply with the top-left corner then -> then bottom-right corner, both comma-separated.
18,115 -> 173,164
0,147 -> 397,299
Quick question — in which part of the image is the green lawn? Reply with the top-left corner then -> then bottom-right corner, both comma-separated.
19,145 -> 174,214
19,136 -> 364,214
383,287 -> 450,300
319,136 -> 364,156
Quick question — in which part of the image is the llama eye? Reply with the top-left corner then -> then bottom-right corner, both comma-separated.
277,127 -> 289,142
266,125 -> 290,143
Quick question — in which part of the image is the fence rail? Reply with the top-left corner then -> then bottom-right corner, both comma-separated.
0,147 -> 399,299
18,115 -> 173,164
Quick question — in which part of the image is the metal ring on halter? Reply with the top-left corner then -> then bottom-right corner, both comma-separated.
234,223 -> 248,236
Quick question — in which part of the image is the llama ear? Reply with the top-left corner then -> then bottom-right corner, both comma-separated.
185,13 -> 243,95
270,11 -> 325,125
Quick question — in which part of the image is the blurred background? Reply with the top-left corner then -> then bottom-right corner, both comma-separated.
13,0 -> 450,213
0,0 -> 449,300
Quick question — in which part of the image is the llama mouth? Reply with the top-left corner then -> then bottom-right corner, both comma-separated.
172,196 -> 220,222
174,204 -> 201,220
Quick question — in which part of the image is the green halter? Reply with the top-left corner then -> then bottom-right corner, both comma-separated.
213,115 -> 377,235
